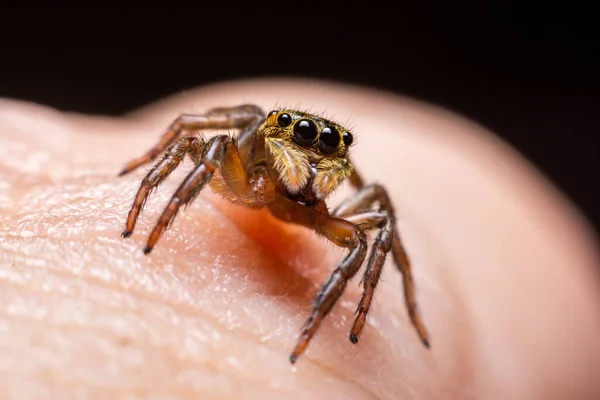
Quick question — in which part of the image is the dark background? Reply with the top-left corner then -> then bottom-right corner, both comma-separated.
1,2 -> 599,233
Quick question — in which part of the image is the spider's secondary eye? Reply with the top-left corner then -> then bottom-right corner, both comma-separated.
293,119 -> 318,146
268,110 -> 278,118
277,113 -> 292,127
318,126 -> 340,153
342,131 -> 353,146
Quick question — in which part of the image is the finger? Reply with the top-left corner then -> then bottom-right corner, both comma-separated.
1,92 -> 432,399
1,78 -> 599,399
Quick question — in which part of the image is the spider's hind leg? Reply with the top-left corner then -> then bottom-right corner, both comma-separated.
289,215 -> 368,363
331,183 -> 430,348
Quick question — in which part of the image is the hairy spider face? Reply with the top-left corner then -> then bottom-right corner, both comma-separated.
260,110 -> 355,201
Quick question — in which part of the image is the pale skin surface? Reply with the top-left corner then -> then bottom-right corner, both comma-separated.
1,78 -> 599,400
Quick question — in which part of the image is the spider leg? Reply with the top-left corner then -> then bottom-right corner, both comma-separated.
346,157 -> 366,190
289,215 -> 368,364
142,135 -> 228,254
330,174 -> 377,218
339,210 -> 386,228
349,212 -> 393,344
118,104 -> 264,176
333,183 -> 430,348
122,136 -> 205,238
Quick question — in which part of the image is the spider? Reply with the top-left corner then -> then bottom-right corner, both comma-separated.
118,104 -> 430,363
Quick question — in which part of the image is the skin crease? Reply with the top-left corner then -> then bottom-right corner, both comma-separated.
0,78 -> 599,400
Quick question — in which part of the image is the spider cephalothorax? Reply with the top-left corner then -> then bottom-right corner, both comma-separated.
119,104 -> 429,364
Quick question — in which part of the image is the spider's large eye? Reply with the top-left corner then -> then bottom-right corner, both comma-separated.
342,131 -> 353,146
318,126 -> 340,153
293,119 -> 318,146
277,113 -> 292,127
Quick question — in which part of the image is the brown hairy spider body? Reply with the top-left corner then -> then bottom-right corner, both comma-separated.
119,104 -> 429,363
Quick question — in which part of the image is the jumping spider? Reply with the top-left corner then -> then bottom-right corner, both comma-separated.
118,104 -> 430,363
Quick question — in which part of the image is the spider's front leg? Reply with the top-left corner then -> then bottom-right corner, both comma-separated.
122,136 -> 205,238
142,135 -> 229,254
332,183 -> 430,348
118,104 -> 264,176
282,203 -> 368,363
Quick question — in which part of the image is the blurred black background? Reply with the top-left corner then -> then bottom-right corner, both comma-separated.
1,2 -> 599,233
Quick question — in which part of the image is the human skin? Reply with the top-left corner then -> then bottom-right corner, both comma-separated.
1,78 -> 599,400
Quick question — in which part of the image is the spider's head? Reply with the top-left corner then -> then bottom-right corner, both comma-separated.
260,109 -> 354,201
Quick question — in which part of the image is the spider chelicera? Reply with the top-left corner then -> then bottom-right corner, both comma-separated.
118,104 -> 430,363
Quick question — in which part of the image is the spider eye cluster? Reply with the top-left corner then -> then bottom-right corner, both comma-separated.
270,111 -> 354,153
